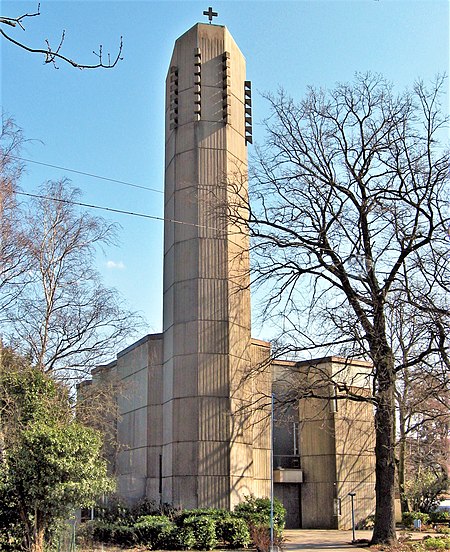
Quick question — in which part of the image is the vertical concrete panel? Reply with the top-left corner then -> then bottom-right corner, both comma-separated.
199,441 -> 230,476
172,397 -> 199,441
198,353 -> 229,396
172,354 -> 198,397
198,397 -> 230,440
198,476 -> 230,509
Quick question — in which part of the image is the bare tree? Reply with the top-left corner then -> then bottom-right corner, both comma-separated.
0,118 -> 28,315
4,179 -> 142,379
231,74 -> 450,544
389,296 -> 450,513
1,4 -> 122,69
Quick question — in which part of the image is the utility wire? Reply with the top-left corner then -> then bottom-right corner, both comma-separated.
15,190 -> 218,230
11,155 -> 164,194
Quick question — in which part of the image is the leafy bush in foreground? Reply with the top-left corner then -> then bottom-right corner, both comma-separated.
423,536 -> 450,549
234,495 -> 286,535
134,515 -> 175,548
221,516 -> 251,547
86,495 -> 285,549
430,511 -> 450,525
403,511 -> 431,528
182,515 -> 218,550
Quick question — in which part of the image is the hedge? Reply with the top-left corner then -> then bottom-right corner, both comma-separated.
85,495 -> 286,550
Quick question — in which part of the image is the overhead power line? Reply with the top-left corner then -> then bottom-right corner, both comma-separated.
11,155 -> 164,194
14,190 -> 217,230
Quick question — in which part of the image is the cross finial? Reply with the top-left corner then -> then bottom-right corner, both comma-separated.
203,7 -> 218,23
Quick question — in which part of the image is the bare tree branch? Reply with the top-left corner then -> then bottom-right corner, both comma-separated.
1,4 -> 123,69
230,73 -> 450,545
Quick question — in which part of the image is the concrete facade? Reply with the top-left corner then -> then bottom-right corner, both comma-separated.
88,21 -> 375,529
273,358 -> 376,529
93,334 -> 271,509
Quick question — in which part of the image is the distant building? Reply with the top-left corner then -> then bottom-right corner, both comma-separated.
83,19 -> 376,529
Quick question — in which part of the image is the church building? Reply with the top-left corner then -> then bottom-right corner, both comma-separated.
83,15 -> 376,530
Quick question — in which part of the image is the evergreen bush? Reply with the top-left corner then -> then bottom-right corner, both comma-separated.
91,521 -> 136,545
423,536 -> 450,549
234,495 -> 286,534
430,511 -> 450,524
134,515 -> 175,547
87,496 -> 285,549
220,516 -> 251,547
176,508 -> 229,524
131,497 -> 160,519
182,515 -> 218,550
110,524 -> 137,546
403,512 -> 430,528
165,526 -> 197,550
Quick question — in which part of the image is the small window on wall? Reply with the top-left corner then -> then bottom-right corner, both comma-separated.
330,385 -> 338,413
334,497 -> 342,516
274,419 -> 300,457
293,422 -> 299,456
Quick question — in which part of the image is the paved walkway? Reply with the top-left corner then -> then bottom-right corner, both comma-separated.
282,529 -> 373,551
283,529 -> 428,551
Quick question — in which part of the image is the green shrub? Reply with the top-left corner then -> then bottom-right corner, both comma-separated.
91,521 -> 136,545
430,512 -> 450,524
403,512 -> 430,528
89,500 -> 283,549
0,485 -> 26,552
0,505 -> 24,552
134,515 -> 175,547
95,497 -> 134,525
176,508 -> 230,524
131,498 -> 159,518
234,495 -> 286,534
76,520 -> 96,547
220,516 -> 251,547
183,515 -> 218,550
423,537 -> 450,549
111,524 -> 137,546
165,526 -> 197,550
91,520 -> 115,543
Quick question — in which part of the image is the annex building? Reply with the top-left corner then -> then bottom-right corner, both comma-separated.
83,17 -> 376,530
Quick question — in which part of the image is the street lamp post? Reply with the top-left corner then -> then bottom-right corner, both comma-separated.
270,393 -> 274,552
348,492 -> 356,543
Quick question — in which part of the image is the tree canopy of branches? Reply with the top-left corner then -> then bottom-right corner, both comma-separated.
0,119 -> 27,314
0,120 -> 142,380
0,4 -> 122,69
0,350 -> 114,552
396,356 -> 449,513
237,74 -> 450,544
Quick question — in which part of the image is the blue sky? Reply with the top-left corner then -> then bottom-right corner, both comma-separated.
1,0 -> 449,341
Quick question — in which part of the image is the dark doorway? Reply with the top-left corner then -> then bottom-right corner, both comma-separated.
274,483 -> 301,528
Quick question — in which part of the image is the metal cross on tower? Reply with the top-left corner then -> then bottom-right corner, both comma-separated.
203,7 -> 218,23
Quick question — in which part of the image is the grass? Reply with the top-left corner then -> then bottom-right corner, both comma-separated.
368,532 -> 450,552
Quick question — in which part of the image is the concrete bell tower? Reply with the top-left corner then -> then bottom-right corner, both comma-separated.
162,21 -> 268,509
90,17 -> 375,527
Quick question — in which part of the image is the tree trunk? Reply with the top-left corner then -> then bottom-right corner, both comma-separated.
29,507 -> 45,552
30,528 -> 45,552
397,407 -> 409,514
371,359 -> 397,545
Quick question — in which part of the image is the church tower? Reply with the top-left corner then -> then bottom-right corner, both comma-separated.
162,21 -> 268,509
89,16 -> 375,527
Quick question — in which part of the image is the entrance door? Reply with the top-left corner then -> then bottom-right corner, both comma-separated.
274,483 -> 301,528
